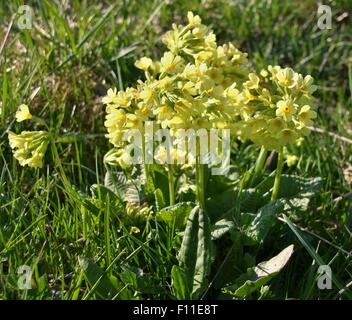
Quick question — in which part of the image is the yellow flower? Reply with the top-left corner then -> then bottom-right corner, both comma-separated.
8,131 -> 49,168
140,87 -> 156,103
130,226 -> 140,234
105,109 -> 126,128
244,73 -> 260,90
125,113 -> 142,129
192,118 -> 210,129
135,103 -> 151,120
115,91 -> 132,108
16,104 -> 32,122
276,67 -> 297,88
267,65 -> 281,80
160,52 -> 183,74
102,88 -> 118,105
187,11 -> 201,27
297,75 -> 317,95
167,115 -> 188,129
26,152 -> 44,168
243,89 -> 256,102
298,105 -> 317,126
196,50 -> 214,63
158,76 -> 173,90
180,81 -> 197,96
276,100 -> 295,121
285,154 -> 299,167
154,105 -> 174,122
277,128 -> 298,145
268,117 -> 285,133
206,68 -> 224,83
135,57 -> 153,72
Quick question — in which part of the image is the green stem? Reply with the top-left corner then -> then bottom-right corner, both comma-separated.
250,146 -> 268,186
81,205 -> 88,240
168,164 -> 175,205
271,148 -> 284,201
105,194 -> 111,269
196,160 -> 206,210
141,133 -> 149,183
254,146 -> 268,177
50,138 -> 71,188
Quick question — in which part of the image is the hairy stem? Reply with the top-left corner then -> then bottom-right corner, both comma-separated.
271,148 -> 284,201
168,164 -> 175,205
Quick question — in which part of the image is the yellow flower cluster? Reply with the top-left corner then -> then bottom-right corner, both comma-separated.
235,66 -> 317,150
16,104 -> 32,122
8,131 -> 50,168
103,12 -> 317,163
103,12 -> 249,162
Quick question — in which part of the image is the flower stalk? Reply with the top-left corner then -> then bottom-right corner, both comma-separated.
271,147 -> 284,201
196,160 -> 206,210
250,146 -> 267,186
168,164 -> 175,205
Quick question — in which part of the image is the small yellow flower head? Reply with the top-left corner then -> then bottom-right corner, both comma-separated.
154,105 -> 174,122
239,65 -> 317,150
125,203 -> 150,223
160,52 -> 183,74
8,131 -> 50,168
277,128 -> 297,145
102,88 -> 118,105
135,57 -> 153,72
297,75 -> 317,95
276,67 -> 297,88
125,113 -> 143,129
16,104 -> 32,122
130,226 -> 141,234
244,73 -> 260,90
268,117 -> 285,134
298,105 -> 317,126
140,87 -> 156,103
286,154 -> 299,167
276,100 -> 295,122
187,11 -> 202,27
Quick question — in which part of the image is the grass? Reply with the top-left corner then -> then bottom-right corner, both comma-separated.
0,0 -> 351,299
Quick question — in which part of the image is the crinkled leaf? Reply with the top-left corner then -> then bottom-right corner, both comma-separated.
230,244 -> 294,298
178,206 -> 212,299
157,202 -> 193,229
211,219 -> 235,240
245,199 -> 286,244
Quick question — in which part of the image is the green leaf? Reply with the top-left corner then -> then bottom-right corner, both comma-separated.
171,265 -> 190,300
178,206 -> 212,299
206,189 -> 236,222
282,215 -> 352,299
245,199 -> 286,244
81,199 -> 101,216
154,188 -> 166,211
238,188 -> 266,213
104,170 -> 128,199
90,184 -> 120,202
211,219 -> 235,240
78,257 -> 132,299
257,175 -> 323,199
157,202 -> 193,229
232,244 -> 294,298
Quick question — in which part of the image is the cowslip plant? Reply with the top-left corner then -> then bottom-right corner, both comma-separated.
8,130 -> 50,168
235,65 -> 317,199
7,11 -> 320,300
99,12 -> 318,299
102,11 -> 250,208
